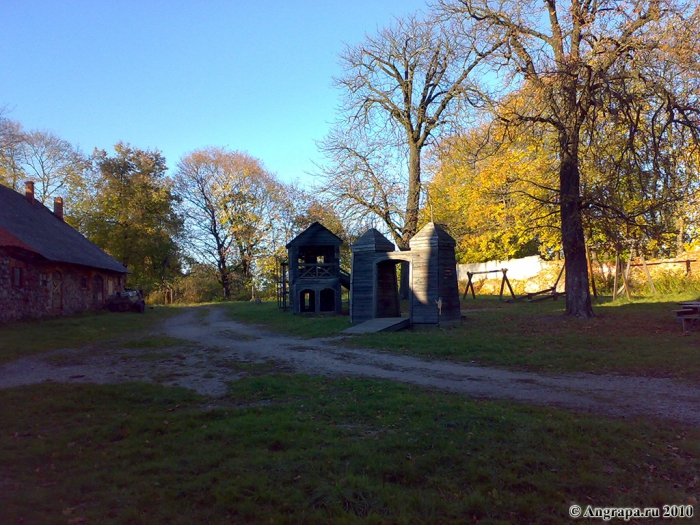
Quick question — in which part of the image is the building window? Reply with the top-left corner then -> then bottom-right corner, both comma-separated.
80,276 -> 88,289
40,273 -> 48,287
12,267 -> 22,287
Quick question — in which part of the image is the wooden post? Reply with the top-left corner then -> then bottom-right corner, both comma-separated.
502,269 -> 516,300
620,261 -> 632,300
640,254 -> 657,295
463,272 -> 476,299
613,251 -> 620,301
617,253 -> 633,299
553,263 -> 565,290
586,245 -> 598,299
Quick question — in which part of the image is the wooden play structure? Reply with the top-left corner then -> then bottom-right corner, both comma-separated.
276,260 -> 289,312
348,222 -> 461,330
281,222 -> 350,315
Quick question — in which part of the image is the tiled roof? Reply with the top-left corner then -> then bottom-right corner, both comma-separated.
0,184 -> 129,273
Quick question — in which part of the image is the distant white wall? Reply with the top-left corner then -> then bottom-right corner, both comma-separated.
457,255 -> 544,282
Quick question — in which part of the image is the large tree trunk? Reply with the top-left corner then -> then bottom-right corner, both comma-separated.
559,132 -> 594,318
402,141 -> 421,246
400,141 -> 422,299
217,253 -> 231,300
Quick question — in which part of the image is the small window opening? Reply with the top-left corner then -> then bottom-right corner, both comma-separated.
12,267 -> 22,287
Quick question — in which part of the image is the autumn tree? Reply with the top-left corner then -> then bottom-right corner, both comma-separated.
579,80 -> 700,257
430,93 -> 700,266
318,12 -> 494,251
0,115 -> 89,213
174,148 -> 284,300
81,143 -> 183,294
427,123 -> 560,262
440,0 -> 700,317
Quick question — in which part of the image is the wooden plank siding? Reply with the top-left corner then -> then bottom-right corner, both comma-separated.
349,223 -> 460,327
285,222 -> 344,315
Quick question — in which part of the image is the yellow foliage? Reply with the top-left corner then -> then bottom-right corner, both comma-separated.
426,125 -> 561,263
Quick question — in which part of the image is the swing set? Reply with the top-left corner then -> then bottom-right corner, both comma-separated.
462,268 -> 516,301
463,265 -> 566,302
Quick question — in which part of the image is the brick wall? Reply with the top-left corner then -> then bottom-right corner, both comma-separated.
0,247 -> 126,322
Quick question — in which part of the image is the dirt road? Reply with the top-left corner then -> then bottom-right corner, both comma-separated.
3,306 -> 700,426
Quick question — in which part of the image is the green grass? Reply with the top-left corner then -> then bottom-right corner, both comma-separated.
222,301 -> 353,337
0,306 -> 185,365
223,296 -> 700,380
1,376 -> 698,524
350,295 -> 700,379
1,297 -> 699,522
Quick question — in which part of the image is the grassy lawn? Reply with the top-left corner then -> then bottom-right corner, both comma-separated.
223,295 -> 700,380
223,301 -> 353,338
1,299 -> 700,523
0,306 -> 186,366
2,375 -> 698,525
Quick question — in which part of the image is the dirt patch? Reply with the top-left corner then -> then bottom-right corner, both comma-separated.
2,307 -> 700,427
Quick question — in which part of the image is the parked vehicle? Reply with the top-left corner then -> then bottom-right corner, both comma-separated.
105,289 -> 146,313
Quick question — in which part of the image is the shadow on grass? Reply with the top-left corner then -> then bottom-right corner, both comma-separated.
1,377 -> 698,524
0,306 -> 187,365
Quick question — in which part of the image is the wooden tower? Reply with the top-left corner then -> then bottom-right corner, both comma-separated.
350,228 -> 397,323
285,222 -> 347,314
349,222 -> 460,326
408,222 -> 461,325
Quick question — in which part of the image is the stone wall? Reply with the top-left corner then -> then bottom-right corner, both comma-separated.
0,247 -> 126,322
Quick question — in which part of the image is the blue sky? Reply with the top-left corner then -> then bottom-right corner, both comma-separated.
1,0 -> 429,186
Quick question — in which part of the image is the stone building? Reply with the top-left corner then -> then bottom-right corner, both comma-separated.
0,182 -> 129,322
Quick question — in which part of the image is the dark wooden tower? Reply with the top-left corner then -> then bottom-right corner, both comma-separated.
285,222 -> 347,314
350,229 -> 397,323
349,222 -> 460,326
408,222 -> 461,325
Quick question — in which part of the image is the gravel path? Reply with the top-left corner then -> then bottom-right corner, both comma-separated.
3,306 -> 700,427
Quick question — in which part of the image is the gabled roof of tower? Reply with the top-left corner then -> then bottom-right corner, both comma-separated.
351,228 -> 395,253
286,221 -> 343,249
409,222 -> 456,247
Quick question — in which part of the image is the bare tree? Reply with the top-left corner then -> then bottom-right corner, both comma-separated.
0,116 -> 26,191
174,148 -> 284,300
441,0 -> 700,317
318,12 -> 494,250
22,130 -> 88,204
0,118 -> 90,217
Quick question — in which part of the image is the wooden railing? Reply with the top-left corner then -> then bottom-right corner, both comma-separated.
298,263 -> 335,279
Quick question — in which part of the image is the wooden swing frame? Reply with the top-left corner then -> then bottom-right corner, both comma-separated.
463,268 -> 517,301
507,263 -> 566,303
